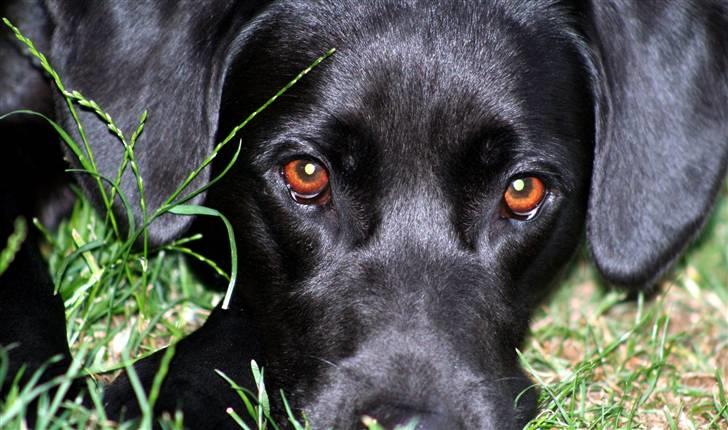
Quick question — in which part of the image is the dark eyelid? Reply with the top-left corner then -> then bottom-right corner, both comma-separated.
503,162 -> 567,194
257,137 -> 328,170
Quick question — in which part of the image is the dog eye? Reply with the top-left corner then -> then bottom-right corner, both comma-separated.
282,158 -> 331,205
503,177 -> 546,220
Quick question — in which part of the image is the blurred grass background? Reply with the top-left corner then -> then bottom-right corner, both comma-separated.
523,179 -> 728,429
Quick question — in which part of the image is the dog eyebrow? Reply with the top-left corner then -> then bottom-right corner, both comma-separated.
296,110 -> 378,157
465,121 -> 519,153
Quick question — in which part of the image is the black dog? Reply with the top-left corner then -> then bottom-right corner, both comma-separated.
2,1 -> 727,429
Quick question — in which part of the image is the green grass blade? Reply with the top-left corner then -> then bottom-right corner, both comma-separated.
0,218 -> 27,277
147,344 -> 176,414
168,205 -> 238,310
0,110 -> 90,169
160,48 -> 336,212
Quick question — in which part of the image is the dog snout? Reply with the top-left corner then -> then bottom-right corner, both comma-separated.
362,404 -> 461,430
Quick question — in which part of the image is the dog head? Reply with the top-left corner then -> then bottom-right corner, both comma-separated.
46,0 -> 727,428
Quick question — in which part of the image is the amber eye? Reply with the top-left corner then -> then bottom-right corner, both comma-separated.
282,158 -> 331,204
503,176 -> 546,219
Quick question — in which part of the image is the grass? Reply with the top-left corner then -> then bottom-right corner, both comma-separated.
529,183 -> 728,430
522,182 -> 728,429
1,18 -> 727,430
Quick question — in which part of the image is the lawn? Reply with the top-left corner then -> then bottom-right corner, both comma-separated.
522,181 -> 728,429
1,18 -> 726,430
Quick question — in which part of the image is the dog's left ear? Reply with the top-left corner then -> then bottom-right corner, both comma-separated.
584,1 -> 728,288
44,1 -> 270,245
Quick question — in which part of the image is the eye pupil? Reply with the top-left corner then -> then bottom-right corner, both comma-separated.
504,176 -> 546,219
294,161 -> 321,183
282,158 -> 331,205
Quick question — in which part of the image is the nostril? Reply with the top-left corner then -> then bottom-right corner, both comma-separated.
361,404 -> 459,430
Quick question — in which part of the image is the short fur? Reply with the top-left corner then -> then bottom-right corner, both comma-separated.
1,1 -> 726,429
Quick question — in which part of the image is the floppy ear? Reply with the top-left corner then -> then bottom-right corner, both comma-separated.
585,1 -> 728,288
45,1 -> 270,245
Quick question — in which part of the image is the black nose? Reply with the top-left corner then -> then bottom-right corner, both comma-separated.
363,404 -> 459,430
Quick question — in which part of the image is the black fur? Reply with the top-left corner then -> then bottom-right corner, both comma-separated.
1,1 -> 726,429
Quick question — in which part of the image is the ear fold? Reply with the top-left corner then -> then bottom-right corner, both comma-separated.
45,1 -> 270,245
585,1 -> 728,287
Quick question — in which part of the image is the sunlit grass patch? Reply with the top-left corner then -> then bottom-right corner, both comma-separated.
522,181 -> 728,430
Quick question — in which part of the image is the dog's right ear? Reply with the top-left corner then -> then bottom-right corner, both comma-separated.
44,1 -> 271,245
583,1 -> 728,289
